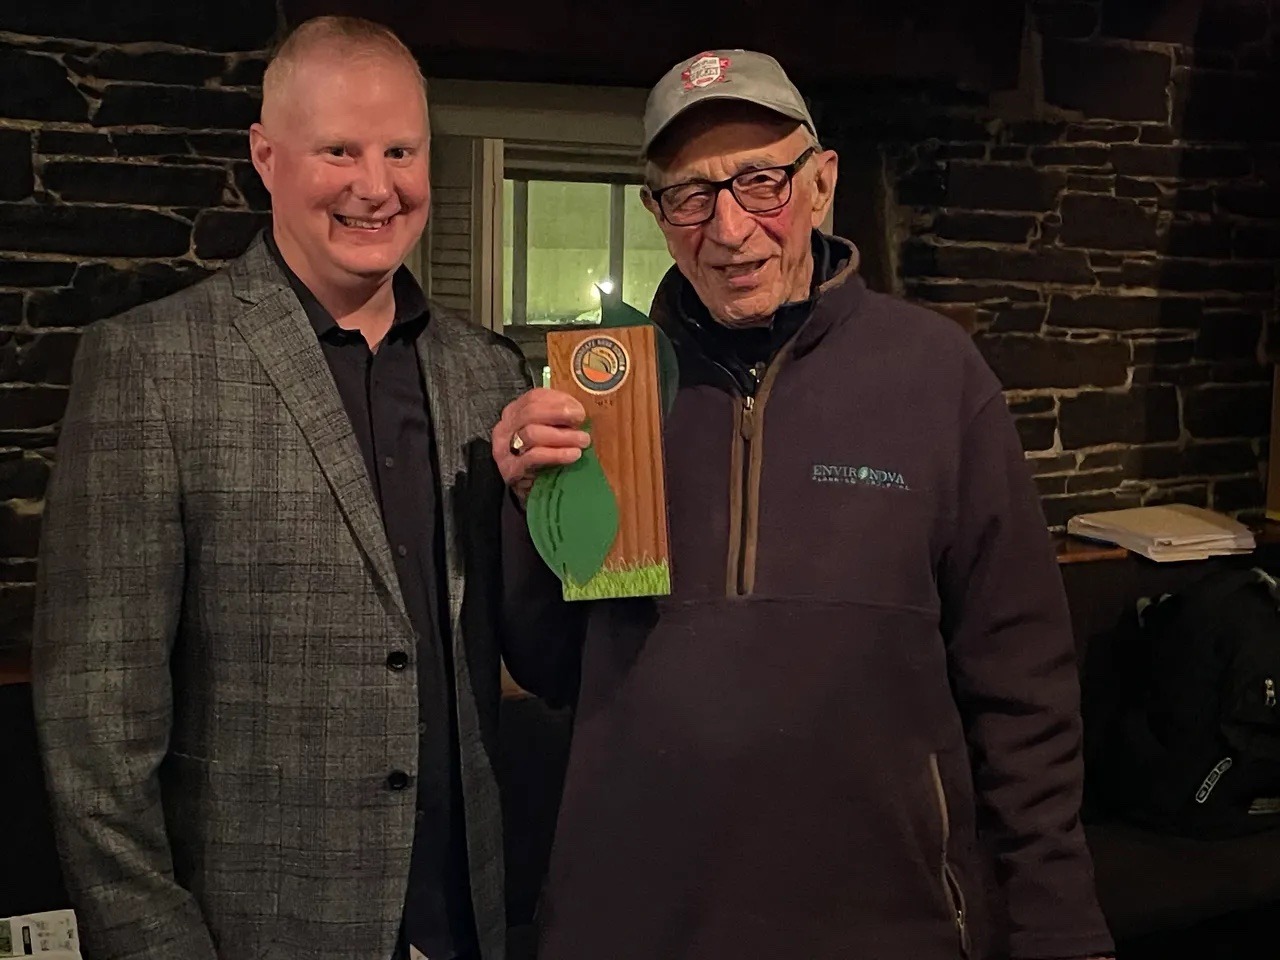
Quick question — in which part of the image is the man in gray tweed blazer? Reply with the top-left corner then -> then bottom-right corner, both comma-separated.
31,16 -> 552,960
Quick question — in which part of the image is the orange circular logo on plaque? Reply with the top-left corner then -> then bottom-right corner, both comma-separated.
572,336 -> 630,394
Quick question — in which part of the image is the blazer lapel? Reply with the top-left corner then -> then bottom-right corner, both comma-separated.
417,317 -> 473,634
228,238 -> 410,626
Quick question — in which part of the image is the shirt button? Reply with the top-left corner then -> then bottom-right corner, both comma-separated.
396,544 -> 408,557
386,650 -> 409,671
417,721 -> 427,734
416,808 -> 426,822
387,770 -> 410,791
384,456 -> 395,468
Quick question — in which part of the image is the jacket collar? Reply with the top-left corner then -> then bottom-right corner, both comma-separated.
226,230 -> 287,306
650,231 -> 864,391
258,227 -> 430,341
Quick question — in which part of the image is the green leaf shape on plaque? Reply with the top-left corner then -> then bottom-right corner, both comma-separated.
525,422 -> 620,586
525,468 -> 559,576
599,296 -> 679,419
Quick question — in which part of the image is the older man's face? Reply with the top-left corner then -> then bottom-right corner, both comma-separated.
251,51 -> 430,290
645,112 -> 836,327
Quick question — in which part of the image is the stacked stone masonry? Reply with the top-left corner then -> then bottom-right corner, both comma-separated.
824,0 -> 1278,532
0,3 -> 277,649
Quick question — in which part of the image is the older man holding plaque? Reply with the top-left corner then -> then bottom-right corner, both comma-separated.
494,50 -> 1114,960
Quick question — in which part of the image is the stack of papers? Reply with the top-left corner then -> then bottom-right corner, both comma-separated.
1067,504 -> 1256,562
1,910 -> 80,959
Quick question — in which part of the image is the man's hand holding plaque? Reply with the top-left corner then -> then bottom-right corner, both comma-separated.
494,388 -> 591,505
494,299 -> 676,601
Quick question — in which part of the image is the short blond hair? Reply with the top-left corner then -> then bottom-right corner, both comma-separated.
262,15 -> 427,121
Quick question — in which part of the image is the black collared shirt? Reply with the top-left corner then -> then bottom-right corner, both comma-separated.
264,232 -> 476,959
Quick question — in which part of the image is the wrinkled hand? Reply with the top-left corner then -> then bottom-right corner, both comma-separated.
493,388 -> 591,504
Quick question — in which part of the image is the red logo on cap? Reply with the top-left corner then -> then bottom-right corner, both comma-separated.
681,53 -> 731,90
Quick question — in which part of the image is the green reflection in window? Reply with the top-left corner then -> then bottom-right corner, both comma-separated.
503,178 -> 672,326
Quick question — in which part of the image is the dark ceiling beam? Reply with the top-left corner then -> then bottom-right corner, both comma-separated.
280,0 -> 1027,92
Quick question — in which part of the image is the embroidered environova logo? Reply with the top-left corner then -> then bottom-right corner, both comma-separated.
572,336 -> 630,395
811,463 -> 911,491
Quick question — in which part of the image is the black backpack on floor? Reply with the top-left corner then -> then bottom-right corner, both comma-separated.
1102,566 -> 1280,839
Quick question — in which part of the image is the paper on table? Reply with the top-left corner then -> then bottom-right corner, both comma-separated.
1067,504 -> 1255,562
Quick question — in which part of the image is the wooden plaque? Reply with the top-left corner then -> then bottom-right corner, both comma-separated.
546,326 -> 671,599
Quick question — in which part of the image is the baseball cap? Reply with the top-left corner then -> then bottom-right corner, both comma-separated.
641,49 -> 816,157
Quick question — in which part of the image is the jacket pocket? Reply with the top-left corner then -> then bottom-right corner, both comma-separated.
163,752 -> 282,957
929,753 -> 972,958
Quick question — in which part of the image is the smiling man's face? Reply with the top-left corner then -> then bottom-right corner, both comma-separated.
644,104 -> 837,327
250,48 -> 430,293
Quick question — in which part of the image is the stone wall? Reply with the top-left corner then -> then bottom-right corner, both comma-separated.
822,0 -> 1278,529
0,4 -> 278,650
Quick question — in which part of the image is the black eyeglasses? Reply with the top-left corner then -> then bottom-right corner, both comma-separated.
647,147 -> 818,226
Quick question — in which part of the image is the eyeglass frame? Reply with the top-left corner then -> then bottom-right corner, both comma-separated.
645,146 -> 820,226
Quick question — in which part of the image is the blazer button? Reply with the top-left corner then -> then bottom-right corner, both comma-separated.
386,650 -> 409,671
387,770 -> 410,791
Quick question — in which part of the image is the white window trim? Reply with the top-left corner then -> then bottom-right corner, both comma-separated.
469,137 -> 505,332
428,78 -> 649,150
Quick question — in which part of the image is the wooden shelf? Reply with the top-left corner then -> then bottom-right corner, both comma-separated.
1054,535 -> 1129,564
0,652 -> 30,687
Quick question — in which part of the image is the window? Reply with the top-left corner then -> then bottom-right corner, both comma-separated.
415,80 -> 688,380
501,178 -> 670,327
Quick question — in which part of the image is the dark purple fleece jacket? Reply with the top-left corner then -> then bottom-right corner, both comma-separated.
501,234 -> 1114,960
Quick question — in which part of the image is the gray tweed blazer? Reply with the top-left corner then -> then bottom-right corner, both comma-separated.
31,235 -> 530,960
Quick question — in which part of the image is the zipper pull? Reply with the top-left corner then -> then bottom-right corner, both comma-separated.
1266,678 -> 1276,708
741,395 -> 757,439
740,362 -> 765,440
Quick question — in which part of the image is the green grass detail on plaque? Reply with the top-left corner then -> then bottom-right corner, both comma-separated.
563,559 -> 672,601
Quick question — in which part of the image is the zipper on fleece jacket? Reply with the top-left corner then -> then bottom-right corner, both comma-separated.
929,754 -> 972,958
724,350 -> 789,598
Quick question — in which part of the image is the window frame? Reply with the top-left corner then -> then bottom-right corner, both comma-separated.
503,174 -> 649,329
422,79 -> 651,341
